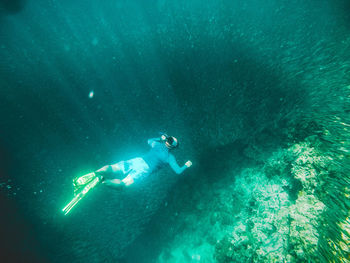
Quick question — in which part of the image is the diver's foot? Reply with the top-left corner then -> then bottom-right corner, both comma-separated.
73,172 -> 96,187
97,174 -> 105,183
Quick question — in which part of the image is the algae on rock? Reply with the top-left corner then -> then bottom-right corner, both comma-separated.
215,140 -> 329,262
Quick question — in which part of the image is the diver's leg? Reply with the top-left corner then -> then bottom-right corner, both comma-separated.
95,164 -> 123,181
103,179 -> 126,189
103,173 -> 134,189
94,165 -> 111,181
96,165 -> 112,173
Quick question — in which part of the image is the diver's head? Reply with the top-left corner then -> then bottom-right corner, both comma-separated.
162,134 -> 178,149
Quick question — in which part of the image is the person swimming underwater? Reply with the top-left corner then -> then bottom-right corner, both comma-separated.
93,134 -> 192,189
63,134 -> 192,215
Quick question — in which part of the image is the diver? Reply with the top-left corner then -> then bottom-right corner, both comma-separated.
79,134 -> 192,189
63,134 -> 192,215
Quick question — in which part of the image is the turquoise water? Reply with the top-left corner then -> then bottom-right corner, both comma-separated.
1,0 -> 349,262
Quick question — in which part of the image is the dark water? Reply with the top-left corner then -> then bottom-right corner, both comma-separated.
1,0 -> 349,262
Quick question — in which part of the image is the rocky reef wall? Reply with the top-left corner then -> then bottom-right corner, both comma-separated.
157,85 -> 350,263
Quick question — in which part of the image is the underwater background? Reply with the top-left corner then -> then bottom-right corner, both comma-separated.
1,0 -> 350,262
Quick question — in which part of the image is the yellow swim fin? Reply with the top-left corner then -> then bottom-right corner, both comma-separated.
62,176 -> 101,215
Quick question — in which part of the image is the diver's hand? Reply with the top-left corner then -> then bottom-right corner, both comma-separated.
185,161 -> 192,168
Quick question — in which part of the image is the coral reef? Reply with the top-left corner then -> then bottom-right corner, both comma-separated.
158,86 -> 350,262
214,141 -> 327,262
157,133 -> 349,262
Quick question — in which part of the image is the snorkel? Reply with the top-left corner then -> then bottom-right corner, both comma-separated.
160,133 -> 178,149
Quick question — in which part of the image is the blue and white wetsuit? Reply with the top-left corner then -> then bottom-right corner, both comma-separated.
112,138 -> 187,185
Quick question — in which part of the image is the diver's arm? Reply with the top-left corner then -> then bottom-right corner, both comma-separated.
168,154 -> 192,174
148,134 -> 168,147
147,137 -> 162,147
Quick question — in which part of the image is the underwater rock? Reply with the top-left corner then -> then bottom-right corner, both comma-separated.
214,138 -> 336,263
215,168 -> 291,262
288,191 -> 325,259
159,120 -> 349,263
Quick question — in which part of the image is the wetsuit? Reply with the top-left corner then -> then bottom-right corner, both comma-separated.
114,137 -> 187,184
142,138 -> 187,174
